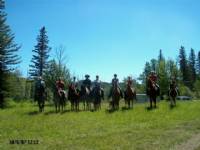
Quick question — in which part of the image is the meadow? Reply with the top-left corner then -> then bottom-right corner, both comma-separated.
0,100 -> 200,150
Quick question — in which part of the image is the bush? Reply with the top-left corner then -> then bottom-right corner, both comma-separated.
179,85 -> 194,97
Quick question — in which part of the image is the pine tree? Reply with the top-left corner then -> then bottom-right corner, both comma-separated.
29,26 -> 51,78
0,0 -> 20,108
188,48 -> 196,86
197,51 -> 200,76
150,59 -> 157,71
157,60 -> 168,99
179,46 -> 189,86
158,49 -> 164,62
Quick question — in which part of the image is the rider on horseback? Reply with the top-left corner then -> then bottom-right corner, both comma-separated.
93,75 -> 101,89
69,76 -> 78,93
35,76 -> 46,101
93,75 -> 104,99
109,74 -> 123,98
56,77 -> 65,97
169,77 -> 179,95
82,74 -> 92,91
127,76 -> 133,88
147,71 -> 160,95
36,76 -> 45,91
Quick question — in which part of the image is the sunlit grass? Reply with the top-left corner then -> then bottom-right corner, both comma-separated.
0,100 -> 200,150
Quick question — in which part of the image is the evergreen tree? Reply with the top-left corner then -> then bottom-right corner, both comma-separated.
29,26 -> 51,78
197,51 -> 200,76
179,46 -> 189,86
158,49 -> 164,62
188,48 -> 196,86
44,59 -> 70,93
150,59 -> 157,71
138,62 -> 151,85
157,60 -> 168,99
0,0 -> 20,107
166,59 -> 179,80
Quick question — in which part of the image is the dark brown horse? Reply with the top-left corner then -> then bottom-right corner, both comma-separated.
147,80 -> 159,109
54,89 -> 67,112
169,84 -> 179,107
68,85 -> 80,111
92,87 -> 104,111
80,85 -> 92,111
110,85 -> 121,110
35,83 -> 46,112
124,86 -> 136,109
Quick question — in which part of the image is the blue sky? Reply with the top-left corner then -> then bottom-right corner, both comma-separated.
5,0 -> 200,82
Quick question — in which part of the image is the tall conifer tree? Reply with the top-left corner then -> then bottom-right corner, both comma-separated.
0,0 -> 20,108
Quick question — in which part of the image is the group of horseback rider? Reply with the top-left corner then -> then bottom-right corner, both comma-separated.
34,70 -> 179,110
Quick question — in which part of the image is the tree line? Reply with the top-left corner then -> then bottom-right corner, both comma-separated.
139,48 -> 200,99
1,0 -> 200,108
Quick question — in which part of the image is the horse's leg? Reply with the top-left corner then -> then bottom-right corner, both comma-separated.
38,101 -> 42,112
128,99 -> 130,109
83,100 -> 85,111
71,100 -> 74,111
117,98 -> 119,110
173,97 -> 176,106
150,96 -> 153,108
42,101 -> 44,112
131,98 -> 133,108
170,96 -> 172,106
154,95 -> 157,108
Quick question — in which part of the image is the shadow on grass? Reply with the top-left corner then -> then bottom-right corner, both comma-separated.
169,104 -> 177,110
27,111 -> 40,116
121,106 -> 133,111
145,106 -> 158,111
105,108 -> 119,114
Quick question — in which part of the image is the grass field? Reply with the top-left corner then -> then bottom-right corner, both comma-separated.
0,100 -> 200,150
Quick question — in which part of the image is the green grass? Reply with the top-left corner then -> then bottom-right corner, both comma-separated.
1,100 -> 200,150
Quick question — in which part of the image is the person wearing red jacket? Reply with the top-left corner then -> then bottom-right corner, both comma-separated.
56,77 -> 65,96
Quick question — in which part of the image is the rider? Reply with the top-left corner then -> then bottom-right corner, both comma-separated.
148,71 -> 159,87
126,76 -> 133,88
36,76 -> 45,91
69,76 -> 78,92
56,77 -> 65,97
169,77 -> 179,94
93,75 -> 104,99
147,71 -> 159,95
93,75 -> 101,90
35,76 -> 46,100
109,74 -> 123,98
82,74 -> 92,91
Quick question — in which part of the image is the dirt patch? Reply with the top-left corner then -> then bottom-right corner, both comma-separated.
173,133 -> 200,150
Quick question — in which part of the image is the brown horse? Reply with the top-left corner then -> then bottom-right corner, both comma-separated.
54,89 -> 67,112
110,85 -> 121,110
147,80 -> 159,109
80,85 -> 92,111
35,84 -> 46,112
92,87 -> 104,111
124,86 -> 136,109
169,85 -> 179,107
68,85 -> 80,111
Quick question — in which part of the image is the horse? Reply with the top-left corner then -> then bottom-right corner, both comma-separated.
124,86 -> 136,109
68,85 -> 80,111
35,85 -> 46,112
80,85 -> 92,111
91,87 -> 104,111
110,85 -> 121,110
169,85 -> 179,107
54,89 -> 67,112
147,80 -> 160,109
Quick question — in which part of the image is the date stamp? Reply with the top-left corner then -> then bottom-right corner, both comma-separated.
9,139 -> 39,145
